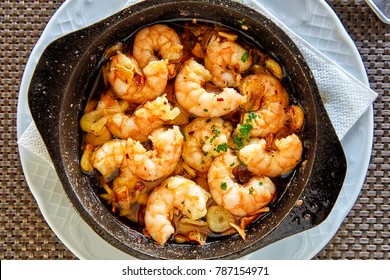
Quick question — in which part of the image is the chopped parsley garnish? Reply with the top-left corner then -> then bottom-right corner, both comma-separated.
233,112 -> 259,149
232,137 -> 244,149
241,51 -> 249,62
181,129 -> 187,141
237,19 -> 245,24
215,142 -> 228,153
220,182 -> 227,190
203,108 -> 208,112
239,122 -> 253,136
212,129 -> 220,137
247,111 -> 258,120
233,123 -> 253,149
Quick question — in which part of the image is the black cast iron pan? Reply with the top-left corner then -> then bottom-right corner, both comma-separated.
27,0 -> 347,259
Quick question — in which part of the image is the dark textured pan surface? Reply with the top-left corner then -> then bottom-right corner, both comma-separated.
28,0 -> 347,259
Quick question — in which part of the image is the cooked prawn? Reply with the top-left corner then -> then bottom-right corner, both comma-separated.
103,52 -> 169,103
95,90 -> 130,112
144,176 -> 211,245
112,158 -> 140,193
174,58 -> 246,117
204,34 -> 252,88
125,126 -> 184,181
238,73 -> 290,138
238,134 -> 303,178
112,158 -> 148,211
133,23 -> 183,71
182,118 -> 233,172
107,95 -> 180,142
207,152 -> 276,217
90,139 -> 127,181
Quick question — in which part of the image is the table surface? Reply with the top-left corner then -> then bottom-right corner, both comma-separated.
1,0 -> 389,259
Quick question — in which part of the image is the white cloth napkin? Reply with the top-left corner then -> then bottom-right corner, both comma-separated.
18,120 -> 54,166
18,0 -> 378,165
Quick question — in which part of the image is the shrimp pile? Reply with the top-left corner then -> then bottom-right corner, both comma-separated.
79,22 -> 305,246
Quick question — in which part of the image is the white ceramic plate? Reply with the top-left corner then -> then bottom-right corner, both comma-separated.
17,0 -> 373,259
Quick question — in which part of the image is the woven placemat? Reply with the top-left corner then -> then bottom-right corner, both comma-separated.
0,0 -> 388,259
1,0 -> 77,259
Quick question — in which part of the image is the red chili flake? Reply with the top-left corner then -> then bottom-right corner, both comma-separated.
188,131 -> 195,136
217,97 -> 224,102
134,182 -> 145,191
